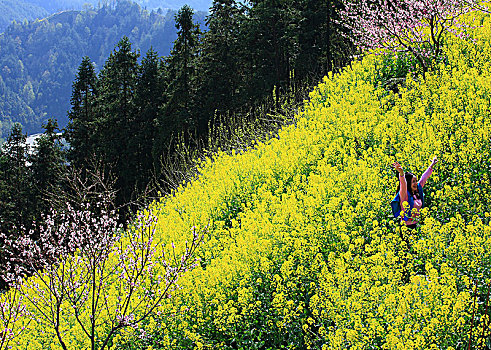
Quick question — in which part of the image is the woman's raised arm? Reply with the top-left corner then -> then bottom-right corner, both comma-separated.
392,161 -> 408,203
419,156 -> 438,187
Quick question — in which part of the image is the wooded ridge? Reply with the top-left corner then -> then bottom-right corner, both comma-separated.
0,0 -> 207,141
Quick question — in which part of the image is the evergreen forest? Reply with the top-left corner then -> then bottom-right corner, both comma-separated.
0,0 -> 207,141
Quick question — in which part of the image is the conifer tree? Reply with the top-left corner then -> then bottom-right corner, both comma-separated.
133,48 -> 164,195
158,5 -> 201,144
65,56 -> 98,169
30,118 -> 65,217
196,0 -> 247,132
0,124 -> 33,232
296,0 -> 330,79
296,0 -> 352,81
97,36 -> 139,210
245,0 -> 297,109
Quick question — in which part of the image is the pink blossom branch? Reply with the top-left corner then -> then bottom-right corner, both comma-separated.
1,202 -> 206,350
340,0 -> 486,74
0,288 -> 31,350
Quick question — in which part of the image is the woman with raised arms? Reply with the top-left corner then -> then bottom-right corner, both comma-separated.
391,156 -> 438,229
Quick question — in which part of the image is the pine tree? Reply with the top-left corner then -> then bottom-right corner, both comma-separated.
245,0 -> 298,109
0,124 -> 34,231
195,0 -> 247,134
159,5 -> 201,141
65,56 -> 98,169
97,36 -> 139,211
30,118 -> 66,216
296,0 -> 352,81
133,48 -> 164,196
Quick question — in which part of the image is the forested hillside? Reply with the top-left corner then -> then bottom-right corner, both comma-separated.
130,0 -> 212,11
0,0 -> 212,33
0,0 -> 207,141
4,0 -> 93,16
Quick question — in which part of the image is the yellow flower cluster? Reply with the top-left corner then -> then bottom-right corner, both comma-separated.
3,10 -> 491,350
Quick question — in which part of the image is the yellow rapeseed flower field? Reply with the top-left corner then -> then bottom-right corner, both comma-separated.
3,10 -> 491,350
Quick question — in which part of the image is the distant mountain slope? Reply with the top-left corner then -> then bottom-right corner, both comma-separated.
23,0 -> 212,12
0,0 -> 206,140
0,0 -> 48,33
22,0 -> 98,12
0,1 -> 211,34
134,0 -> 212,11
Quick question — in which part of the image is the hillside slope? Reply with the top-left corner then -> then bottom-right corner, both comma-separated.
123,11 -> 491,349
3,11 -> 491,350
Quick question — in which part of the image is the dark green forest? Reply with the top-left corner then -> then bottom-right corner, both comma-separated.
0,0 -> 354,288
0,0 -> 207,141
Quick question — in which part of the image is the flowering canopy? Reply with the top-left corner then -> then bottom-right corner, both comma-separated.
341,0 -> 486,71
